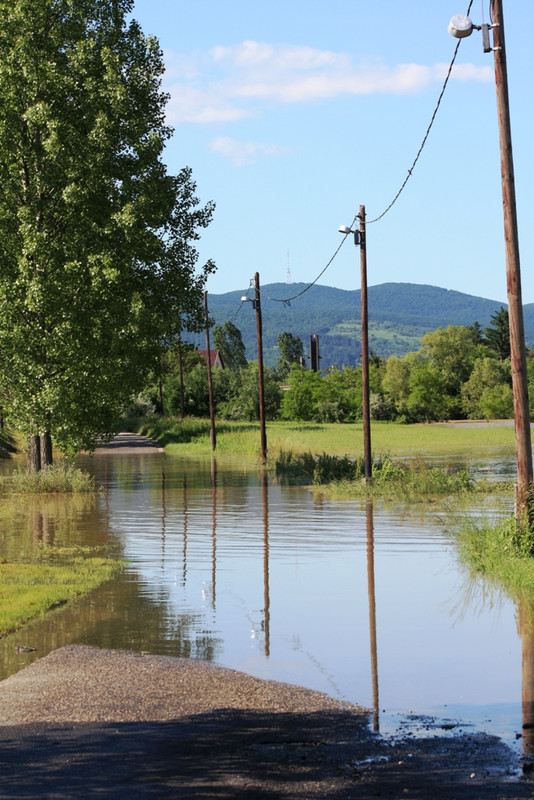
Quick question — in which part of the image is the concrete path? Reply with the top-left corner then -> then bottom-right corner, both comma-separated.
93,431 -> 164,454
0,646 -> 530,799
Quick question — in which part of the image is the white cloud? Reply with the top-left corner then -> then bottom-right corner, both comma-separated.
165,86 -> 252,124
163,41 -> 493,124
210,137 -> 291,166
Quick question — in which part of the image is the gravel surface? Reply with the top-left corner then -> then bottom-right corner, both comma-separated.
0,645 -> 532,799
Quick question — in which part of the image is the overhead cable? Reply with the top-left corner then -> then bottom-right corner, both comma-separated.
368,0 -> 474,224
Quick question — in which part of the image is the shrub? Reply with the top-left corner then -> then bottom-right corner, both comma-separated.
7,463 -> 98,494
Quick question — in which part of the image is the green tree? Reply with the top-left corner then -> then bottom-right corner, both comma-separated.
0,0 -> 214,467
407,361 -> 448,422
212,321 -> 247,373
461,357 -> 512,419
219,364 -> 281,421
382,353 -> 421,419
484,307 -> 510,360
281,366 -> 322,421
276,332 -> 304,380
419,325 -> 484,418
420,325 -> 483,394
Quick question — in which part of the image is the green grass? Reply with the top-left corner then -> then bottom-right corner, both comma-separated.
3,462 -> 98,494
0,551 -> 122,637
453,515 -> 534,602
274,450 -> 510,501
131,416 -> 517,464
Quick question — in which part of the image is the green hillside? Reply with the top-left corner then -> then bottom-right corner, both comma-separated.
190,282 -> 525,369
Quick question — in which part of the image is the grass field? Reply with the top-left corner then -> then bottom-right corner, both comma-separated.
134,416 -> 517,464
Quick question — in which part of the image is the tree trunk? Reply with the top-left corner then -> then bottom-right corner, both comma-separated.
27,434 -> 41,472
40,431 -> 53,468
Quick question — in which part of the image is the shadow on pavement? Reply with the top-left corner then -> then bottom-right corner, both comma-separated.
0,708 -> 531,799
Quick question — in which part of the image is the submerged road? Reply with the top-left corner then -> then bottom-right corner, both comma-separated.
93,431 -> 164,454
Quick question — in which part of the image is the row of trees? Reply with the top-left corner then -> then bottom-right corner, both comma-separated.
0,1 -> 214,469
145,308 -> 532,425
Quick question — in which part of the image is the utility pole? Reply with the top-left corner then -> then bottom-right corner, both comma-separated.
310,334 -> 320,372
359,205 -> 372,481
338,210 -> 372,480
254,272 -> 267,463
448,2 -> 532,523
491,0 -> 532,520
203,291 -> 216,451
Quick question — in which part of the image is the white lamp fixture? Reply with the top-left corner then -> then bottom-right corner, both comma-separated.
338,224 -> 361,246
448,14 -> 474,38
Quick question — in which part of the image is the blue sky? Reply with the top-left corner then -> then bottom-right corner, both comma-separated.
131,0 -> 533,305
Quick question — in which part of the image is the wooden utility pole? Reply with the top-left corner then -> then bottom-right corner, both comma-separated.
203,291 -> 216,451
177,335 -> 185,419
254,272 -> 267,463
491,0 -> 533,519
359,206 -> 372,480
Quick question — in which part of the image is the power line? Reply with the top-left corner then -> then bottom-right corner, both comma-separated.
222,3 -> 476,310
368,0 -> 474,224
258,213 -> 359,305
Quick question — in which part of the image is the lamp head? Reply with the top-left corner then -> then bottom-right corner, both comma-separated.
338,225 -> 353,235
448,14 -> 473,38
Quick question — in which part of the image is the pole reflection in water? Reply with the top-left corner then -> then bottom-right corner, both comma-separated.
182,475 -> 188,587
519,600 -> 534,769
262,469 -> 270,658
366,499 -> 380,732
211,458 -> 217,609
161,464 -> 166,568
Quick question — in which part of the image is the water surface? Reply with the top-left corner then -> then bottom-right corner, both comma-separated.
0,447 -> 529,751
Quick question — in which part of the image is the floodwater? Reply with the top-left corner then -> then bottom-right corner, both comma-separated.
0,444 -> 531,754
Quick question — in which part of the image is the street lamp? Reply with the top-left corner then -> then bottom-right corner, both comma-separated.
241,272 -> 267,463
339,205 -> 372,480
449,1 -> 533,521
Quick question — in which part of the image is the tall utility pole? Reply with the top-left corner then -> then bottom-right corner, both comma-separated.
491,0 -> 532,518
338,211 -> 372,480
254,272 -> 267,463
203,292 -> 216,451
449,2 -> 532,522
359,205 -> 372,481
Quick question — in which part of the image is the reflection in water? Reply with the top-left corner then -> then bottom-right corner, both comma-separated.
366,500 -> 379,732
519,601 -> 534,767
0,449 -> 526,753
262,469 -> 270,658
182,475 -> 188,587
211,458 -> 217,609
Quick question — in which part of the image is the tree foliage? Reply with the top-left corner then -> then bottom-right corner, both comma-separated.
484,307 -> 510,360
212,321 -> 247,373
0,0 -> 214,460
276,332 -> 304,379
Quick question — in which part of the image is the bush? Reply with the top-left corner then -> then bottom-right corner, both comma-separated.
7,463 -> 98,494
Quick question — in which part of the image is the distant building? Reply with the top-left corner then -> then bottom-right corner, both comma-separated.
198,349 -> 225,370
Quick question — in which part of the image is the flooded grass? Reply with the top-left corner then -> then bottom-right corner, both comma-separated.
0,551 -> 122,637
2,462 -> 98,494
454,515 -> 534,600
274,450 -> 512,502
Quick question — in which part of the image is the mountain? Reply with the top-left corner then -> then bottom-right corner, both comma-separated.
189,282 -> 531,369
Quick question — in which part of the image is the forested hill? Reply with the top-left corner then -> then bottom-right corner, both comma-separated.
191,281 -> 533,369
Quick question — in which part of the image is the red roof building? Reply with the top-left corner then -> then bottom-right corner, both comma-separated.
198,349 -> 225,370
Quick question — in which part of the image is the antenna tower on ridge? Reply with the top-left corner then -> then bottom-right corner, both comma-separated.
286,249 -> 291,284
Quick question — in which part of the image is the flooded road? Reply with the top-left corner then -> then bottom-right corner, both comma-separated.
0,444 -> 529,752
